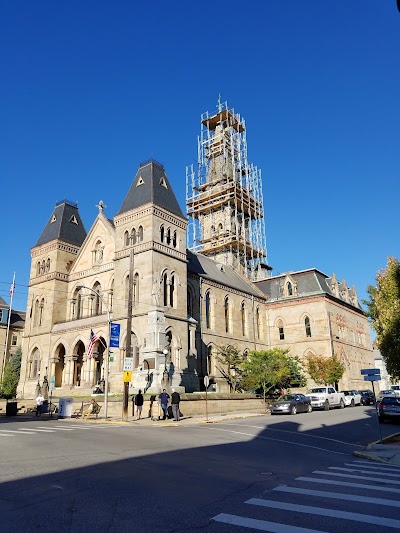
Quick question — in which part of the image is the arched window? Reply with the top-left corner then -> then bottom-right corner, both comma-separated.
30,348 -> 40,379
133,273 -> 139,304
256,307 -> 261,339
93,282 -> 102,315
39,298 -> 45,326
218,223 -> 223,237
207,345 -> 212,376
138,226 -> 143,242
241,302 -> 246,336
37,262 -> 41,276
166,228 -> 171,245
169,274 -> 175,307
173,231 -> 177,248
160,225 -> 164,242
205,291 -> 211,329
41,260 -> 45,274
187,288 -> 193,317
77,290 -> 84,319
124,231 -> 130,247
125,275 -> 130,306
46,258 -> 50,272
34,299 -> 40,326
131,228 -> 136,245
277,319 -> 285,341
163,273 -> 168,306
305,316 -> 312,337
287,282 -> 293,296
224,297 -> 229,333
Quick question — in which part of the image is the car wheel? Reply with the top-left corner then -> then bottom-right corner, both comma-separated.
291,405 -> 297,415
351,399 -> 355,407
307,404 -> 312,413
324,400 -> 329,411
340,399 -> 345,409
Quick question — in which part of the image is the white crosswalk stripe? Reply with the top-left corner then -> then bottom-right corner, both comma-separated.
0,424 -> 123,437
212,460 -> 400,531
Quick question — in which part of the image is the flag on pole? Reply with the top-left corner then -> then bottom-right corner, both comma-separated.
9,282 -> 15,297
87,329 -> 100,358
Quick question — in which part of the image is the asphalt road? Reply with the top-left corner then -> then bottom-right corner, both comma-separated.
0,405 -> 399,533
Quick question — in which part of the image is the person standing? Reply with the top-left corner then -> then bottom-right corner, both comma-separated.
158,389 -> 170,420
35,393 -> 45,416
171,388 -> 181,422
134,389 -> 144,420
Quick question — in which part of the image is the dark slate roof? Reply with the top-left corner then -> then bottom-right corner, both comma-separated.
117,160 -> 184,218
255,269 -> 363,310
10,310 -> 26,328
35,200 -> 87,247
187,250 -> 264,298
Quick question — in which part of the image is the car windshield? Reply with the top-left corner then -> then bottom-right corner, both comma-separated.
278,395 -> 294,402
307,388 -> 326,394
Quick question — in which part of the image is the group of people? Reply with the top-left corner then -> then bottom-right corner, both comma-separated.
132,388 -> 181,421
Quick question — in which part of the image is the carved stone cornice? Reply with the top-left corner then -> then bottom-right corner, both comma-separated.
31,240 -> 80,257
30,271 -> 69,286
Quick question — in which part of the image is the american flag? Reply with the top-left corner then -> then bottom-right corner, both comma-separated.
87,329 -> 99,358
9,282 -> 15,297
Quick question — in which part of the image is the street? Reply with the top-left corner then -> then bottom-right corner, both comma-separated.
0,405 -> 399,532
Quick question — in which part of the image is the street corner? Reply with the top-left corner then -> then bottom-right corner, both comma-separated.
352,450 -> 390,463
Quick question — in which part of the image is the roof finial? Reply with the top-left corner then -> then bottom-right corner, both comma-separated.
217,94 -> 223,112
96,200 -> 107,213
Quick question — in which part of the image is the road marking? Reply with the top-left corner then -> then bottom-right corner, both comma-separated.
0,429 -> 36,434
352,461 -> 400,471
330,466 -> 400,478
22,428 -> 56,433
0,433 -> 14,437
312,470 -> 400,485
205,428 -> 348,455
246,498 -> 400,528
220,423 -> 363,447
274,485 -> 400,507
36,427 -> 75,431
297,476 -> 399,493
212,513 -> 326,532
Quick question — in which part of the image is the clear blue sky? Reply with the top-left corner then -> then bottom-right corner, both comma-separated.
1,1 -> 399,314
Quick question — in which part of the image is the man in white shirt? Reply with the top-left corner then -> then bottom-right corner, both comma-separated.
35,394 -> 45,416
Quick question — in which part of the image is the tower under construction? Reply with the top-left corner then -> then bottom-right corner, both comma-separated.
186,100 -> 271,281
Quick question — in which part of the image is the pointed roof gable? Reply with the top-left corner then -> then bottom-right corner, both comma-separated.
35,200 -> 87,247
117,159 -> 184,218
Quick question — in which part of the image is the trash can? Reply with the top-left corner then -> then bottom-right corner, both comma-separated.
6,401 -> 18,416
58,397 -> 73,419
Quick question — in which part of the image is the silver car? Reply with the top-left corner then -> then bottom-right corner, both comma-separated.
270,394 -> 312,415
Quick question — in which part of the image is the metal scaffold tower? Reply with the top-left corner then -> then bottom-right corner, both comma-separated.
186,100 -> 271,281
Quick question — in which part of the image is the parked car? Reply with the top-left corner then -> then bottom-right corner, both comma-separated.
378,396 -> 400,422
270,394 -> 312,415
391,385 -> 400,396
305,387 -> 345,410
376,390 -> 396,406
342,390 -> 362,407
360,390 -> 375,405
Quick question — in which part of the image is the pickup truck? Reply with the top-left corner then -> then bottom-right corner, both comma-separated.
305,386 -> 345,410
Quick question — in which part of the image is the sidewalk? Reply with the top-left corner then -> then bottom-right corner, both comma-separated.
353,433 -> 400,466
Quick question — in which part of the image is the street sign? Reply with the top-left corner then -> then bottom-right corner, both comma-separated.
110,323 -> 120,348
364,375 -> 381,382
360,368 -> 381,375
123,357 -> 134,371
123,371 -> 132,383
204,375 -> 210,388
49,375 -> 55,391
109,351 -> 114,363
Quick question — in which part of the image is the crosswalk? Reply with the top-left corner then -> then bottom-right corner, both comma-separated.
212,460 -> 400,532
0,423 -> 123,437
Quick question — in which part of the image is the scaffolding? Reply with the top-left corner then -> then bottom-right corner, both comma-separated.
186,101 -> 271,281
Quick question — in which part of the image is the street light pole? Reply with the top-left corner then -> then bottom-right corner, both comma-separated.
77,285 -> 111,419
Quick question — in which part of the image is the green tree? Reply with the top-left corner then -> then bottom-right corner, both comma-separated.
215,345 -> 244,392
364,256 -> 400,379
242,349 -> 292,406
0,347 -> 22,399
283,355 -> 307,389
305,354 -> 345,386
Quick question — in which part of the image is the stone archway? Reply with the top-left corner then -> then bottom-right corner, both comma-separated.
73,341 -> 85,386
54,345 -> 66,387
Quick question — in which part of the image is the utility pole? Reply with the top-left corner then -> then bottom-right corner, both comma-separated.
123,248 -> 134,419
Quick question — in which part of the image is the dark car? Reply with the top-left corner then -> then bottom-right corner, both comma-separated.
360,390 -> 375,406
378,396 -> 400,423
270,394 -> 312,415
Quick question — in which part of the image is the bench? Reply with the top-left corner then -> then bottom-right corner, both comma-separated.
74,402 -> 102,419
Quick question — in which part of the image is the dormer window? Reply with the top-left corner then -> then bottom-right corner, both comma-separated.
137,176 -> 144,186
159,176 -> 168,189
51,214 -> 57,223
69,215 -> 78,225
287,282 -> 293,296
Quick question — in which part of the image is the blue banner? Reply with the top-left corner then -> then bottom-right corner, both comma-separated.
110,322 -> 120,348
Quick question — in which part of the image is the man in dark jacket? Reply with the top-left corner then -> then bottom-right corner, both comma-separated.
171,389 -> 181,421
134,389 -> 144,419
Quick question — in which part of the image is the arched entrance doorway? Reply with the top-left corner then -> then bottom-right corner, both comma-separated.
54,345 -> 65,387
74,341 -> 85,386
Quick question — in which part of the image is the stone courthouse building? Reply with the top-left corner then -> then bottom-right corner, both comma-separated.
18,102 -> 373,398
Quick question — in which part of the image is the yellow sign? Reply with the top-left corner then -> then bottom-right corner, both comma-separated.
123,371 -> 132,383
